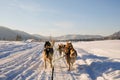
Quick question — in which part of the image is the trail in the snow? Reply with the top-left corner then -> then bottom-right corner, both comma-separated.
0,41 -> 120,80
0,42 -> 38,60
0,42 -> 43,80
52,44 -> 91,80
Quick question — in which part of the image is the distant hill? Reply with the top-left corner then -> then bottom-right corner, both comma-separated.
0,26 -> 40,40
0,26 -> 17,40
14,30 -> 35,40
54,34 -> 103,41
0,26 -> 105,41
33,34 -> 47,40
0,26 -> 119,41
108,31 -> 120,39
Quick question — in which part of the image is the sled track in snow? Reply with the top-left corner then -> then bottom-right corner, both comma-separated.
52,46 -> 79,80
0,41 -> 120,80
0,43 -> 44,80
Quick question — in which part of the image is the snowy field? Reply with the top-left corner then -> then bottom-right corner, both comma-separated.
0,40 -> 120,80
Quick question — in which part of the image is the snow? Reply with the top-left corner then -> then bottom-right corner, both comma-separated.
73,40 -> 120,59
0,40 -> 120,80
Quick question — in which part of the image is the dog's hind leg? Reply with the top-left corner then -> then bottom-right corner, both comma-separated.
44,59 -> 47,69
50,59 -> 52,68
66,58 -> 71,71
68,62 -> 71,71
60,51 -> 62,56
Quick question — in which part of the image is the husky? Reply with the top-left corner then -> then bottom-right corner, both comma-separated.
58,43 -> 65,56
64,42 -> 77,71
42,41 -> 54,69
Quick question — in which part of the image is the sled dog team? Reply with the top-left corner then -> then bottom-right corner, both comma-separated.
42,41 -> 77,71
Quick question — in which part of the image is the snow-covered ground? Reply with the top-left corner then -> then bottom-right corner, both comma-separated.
0,40 -> 120,80
73,40 -> 120,59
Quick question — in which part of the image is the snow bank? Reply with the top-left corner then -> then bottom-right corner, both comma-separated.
73,40 -> 120,59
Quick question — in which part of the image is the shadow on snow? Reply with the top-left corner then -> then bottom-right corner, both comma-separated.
74,48 -> 120,80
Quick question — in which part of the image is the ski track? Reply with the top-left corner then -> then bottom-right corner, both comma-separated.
0,42 -> 38,59
0,41 -> 120,80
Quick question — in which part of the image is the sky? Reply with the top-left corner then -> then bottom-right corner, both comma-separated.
0,0 -> 120,37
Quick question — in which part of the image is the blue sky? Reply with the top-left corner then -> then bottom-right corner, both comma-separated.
0,0 -> 120,36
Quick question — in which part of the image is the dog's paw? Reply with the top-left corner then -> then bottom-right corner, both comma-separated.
68,69 -> 70,71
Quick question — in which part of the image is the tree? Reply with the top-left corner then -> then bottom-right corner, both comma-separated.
16,34 -> 22,41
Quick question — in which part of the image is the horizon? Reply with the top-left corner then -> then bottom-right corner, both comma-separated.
1,25 -> 119,37
0,0 -> 120,37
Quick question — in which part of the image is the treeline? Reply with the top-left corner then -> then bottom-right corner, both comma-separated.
0,34 -> 22,41
0,35 -> 120,42
55,38 -> 104,42
55,37 -> 120,42
104,36 -> 120,40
